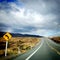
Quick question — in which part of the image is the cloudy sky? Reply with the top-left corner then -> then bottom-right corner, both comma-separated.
0,0 -> 60,36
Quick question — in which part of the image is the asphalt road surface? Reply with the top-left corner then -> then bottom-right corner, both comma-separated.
11,38 -> 60,60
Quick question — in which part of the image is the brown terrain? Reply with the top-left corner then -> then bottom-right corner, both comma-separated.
50,36 -> 60,43
0,37 -> 40,57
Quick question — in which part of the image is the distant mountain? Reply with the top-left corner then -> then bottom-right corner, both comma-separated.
0,32 -> 6,37
0,32 -> 43,37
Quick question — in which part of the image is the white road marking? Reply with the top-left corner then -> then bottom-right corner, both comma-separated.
25,40 -> 44,60
46,39 -> 60,55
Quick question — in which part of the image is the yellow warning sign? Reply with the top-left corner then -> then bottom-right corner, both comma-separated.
3,32 -> 12,41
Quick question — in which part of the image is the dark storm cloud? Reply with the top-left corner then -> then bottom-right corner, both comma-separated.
0,0 -> 60,36
21,0 -> 60,15
13,26 -> 36,33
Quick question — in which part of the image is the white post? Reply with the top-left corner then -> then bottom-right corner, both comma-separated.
18,47 -> 21,54
5,41 -> 8,56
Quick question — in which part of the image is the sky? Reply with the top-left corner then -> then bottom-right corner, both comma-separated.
0,0 -> 60,36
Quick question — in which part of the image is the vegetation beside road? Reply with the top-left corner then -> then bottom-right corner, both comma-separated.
50,36 -> 60,43
0,37 -> 40,58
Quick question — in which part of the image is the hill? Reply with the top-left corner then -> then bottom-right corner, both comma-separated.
0,32 -> 43,37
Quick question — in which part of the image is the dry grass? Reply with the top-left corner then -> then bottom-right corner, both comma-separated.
0,37 -> 40,56
50,36 -> 60,43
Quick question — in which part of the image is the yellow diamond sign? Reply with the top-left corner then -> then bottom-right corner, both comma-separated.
3,32 -> 12,41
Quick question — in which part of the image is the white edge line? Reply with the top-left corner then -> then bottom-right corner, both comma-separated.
25,40 -> 44,60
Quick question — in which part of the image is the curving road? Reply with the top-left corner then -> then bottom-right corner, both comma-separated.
11,38 -> 60,60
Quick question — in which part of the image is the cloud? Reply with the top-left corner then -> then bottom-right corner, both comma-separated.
0,0 -> 60,36
20,0 -> 60,15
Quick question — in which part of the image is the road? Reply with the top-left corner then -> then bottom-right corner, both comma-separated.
11,38 -> 60,60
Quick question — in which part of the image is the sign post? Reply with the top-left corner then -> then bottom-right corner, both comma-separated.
3,32 -> 12,56
5,41 -> 8,56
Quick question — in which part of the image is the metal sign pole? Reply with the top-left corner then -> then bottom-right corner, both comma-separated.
5,41 -> 8,56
